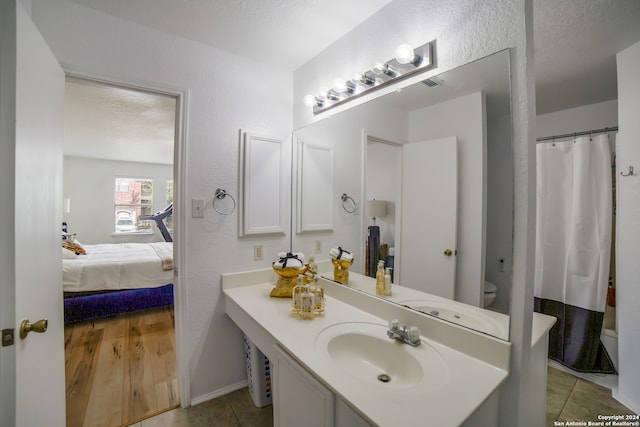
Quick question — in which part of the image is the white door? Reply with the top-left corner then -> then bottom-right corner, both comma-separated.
400,136 -> 458,299
0,2 -> 66,425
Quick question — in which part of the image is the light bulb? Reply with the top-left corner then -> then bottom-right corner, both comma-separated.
395,44 -> 415,64
395,43 -> 422,66
333,78 -> 348,93
303,94 -> 316,107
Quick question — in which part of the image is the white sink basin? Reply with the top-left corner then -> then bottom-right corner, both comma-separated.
399,299 -> 507,338
315,322 -> 449,390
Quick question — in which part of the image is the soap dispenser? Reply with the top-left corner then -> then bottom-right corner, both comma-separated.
384,267 -> 392,296
300,284 -> 316,320
375,260 -> 385,296
291,275 -> 305,315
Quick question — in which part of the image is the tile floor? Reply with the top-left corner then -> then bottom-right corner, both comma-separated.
546,366 -> 636,426
126,388 -> 272,427
129,366 -> 635,427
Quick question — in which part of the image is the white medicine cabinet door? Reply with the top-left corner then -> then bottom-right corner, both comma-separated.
239,132 -> 286,236
273,345 -> 334,427
296,139 -> 334,232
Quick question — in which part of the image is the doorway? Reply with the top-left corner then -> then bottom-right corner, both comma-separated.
61,77 -> 182,426
363,135 -> 402,279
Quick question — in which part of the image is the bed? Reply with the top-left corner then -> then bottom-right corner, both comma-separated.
62,242 -> 174,324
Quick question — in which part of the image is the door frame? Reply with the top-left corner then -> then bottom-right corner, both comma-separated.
61,66 -> 191,406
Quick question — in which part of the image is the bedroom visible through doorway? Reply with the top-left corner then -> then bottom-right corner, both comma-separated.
61,77 -> 179,427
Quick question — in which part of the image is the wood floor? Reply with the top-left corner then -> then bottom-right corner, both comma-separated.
64,307 -> 178,427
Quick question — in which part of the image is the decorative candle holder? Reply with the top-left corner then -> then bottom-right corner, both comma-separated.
331,258 -> 354,284
271,264 -> 308,298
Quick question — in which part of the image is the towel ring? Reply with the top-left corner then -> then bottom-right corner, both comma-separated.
341,193 -> 356,214
213,188 -> 236,215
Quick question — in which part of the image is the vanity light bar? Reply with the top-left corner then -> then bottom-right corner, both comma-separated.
304,40 -> 436,115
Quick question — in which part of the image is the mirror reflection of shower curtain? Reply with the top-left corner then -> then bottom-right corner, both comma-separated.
534,134 -> 616,373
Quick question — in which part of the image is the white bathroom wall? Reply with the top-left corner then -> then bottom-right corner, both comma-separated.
294,1 -> 536,424
486,114 -> 514,315
536,100 -> 618,138
408,91 -> 486,307
30,0 -> 293,402
615,39 -> 640,414
63,156 -> 173,244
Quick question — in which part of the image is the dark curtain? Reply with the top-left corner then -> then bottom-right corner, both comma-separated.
534,297 -> 616,374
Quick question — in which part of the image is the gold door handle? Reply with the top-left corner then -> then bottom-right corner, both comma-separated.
19,319 -> 48,340
444,249 -> 455,257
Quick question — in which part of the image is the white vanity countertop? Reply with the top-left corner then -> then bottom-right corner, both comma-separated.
329,271 -> 556,346
223,280 -> 509,427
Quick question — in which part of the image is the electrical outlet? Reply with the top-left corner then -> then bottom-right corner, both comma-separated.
192,198 -> 205,218
254,245 -> 263,261
314,240 -> 322,254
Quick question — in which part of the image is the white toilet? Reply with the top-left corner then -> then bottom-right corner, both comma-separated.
484,280 -> 497,307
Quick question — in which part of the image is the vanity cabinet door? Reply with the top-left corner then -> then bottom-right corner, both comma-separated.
335,398 -> 372,427
273,345 -> 334,427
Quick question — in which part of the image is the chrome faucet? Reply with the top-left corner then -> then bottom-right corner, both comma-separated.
387,319 -> 421,346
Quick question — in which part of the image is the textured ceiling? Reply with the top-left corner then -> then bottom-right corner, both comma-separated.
62,0 -> 640,163
534,0 -> 640,114
66,0 -> 393,71
64,80 -> 176,165
65,0 -> 640,113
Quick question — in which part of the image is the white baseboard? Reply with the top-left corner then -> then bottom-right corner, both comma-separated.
190,380 -> 248,406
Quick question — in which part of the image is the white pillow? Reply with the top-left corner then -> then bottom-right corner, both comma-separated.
62,247 -> 78,259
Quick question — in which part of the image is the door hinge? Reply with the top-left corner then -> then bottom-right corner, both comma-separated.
2,328 -> 15,347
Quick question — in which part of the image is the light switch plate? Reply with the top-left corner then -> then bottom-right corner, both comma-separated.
192,198 -> 205,218
254,245 -> 263,261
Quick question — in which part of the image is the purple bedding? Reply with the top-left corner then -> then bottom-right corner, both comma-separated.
63,284 -> 173,324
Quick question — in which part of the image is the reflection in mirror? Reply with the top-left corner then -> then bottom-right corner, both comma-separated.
296,141 -> 334,232
291,49 -> 513,341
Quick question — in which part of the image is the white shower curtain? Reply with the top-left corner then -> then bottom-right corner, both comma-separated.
534,133 -> 615,373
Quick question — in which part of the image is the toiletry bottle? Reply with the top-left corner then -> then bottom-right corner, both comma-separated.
292,275 -> 304,315
376,260 -> 385,296
300,284 -> 315,320
384,267 -> 392,296
311,276 -> 325,313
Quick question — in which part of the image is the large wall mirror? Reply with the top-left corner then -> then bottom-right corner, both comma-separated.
291,49 -> 513,341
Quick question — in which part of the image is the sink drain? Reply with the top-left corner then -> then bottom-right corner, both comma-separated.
377,374 -> 391,383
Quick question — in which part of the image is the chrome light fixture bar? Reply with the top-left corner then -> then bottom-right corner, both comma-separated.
304,40 -> 436,115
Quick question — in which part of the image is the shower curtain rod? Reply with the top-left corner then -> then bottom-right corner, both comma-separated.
536,126 -> 618,142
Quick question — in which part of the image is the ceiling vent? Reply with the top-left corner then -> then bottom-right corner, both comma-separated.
422,76 -> 444,88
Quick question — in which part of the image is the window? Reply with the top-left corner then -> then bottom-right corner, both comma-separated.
114,177 -> 153,234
